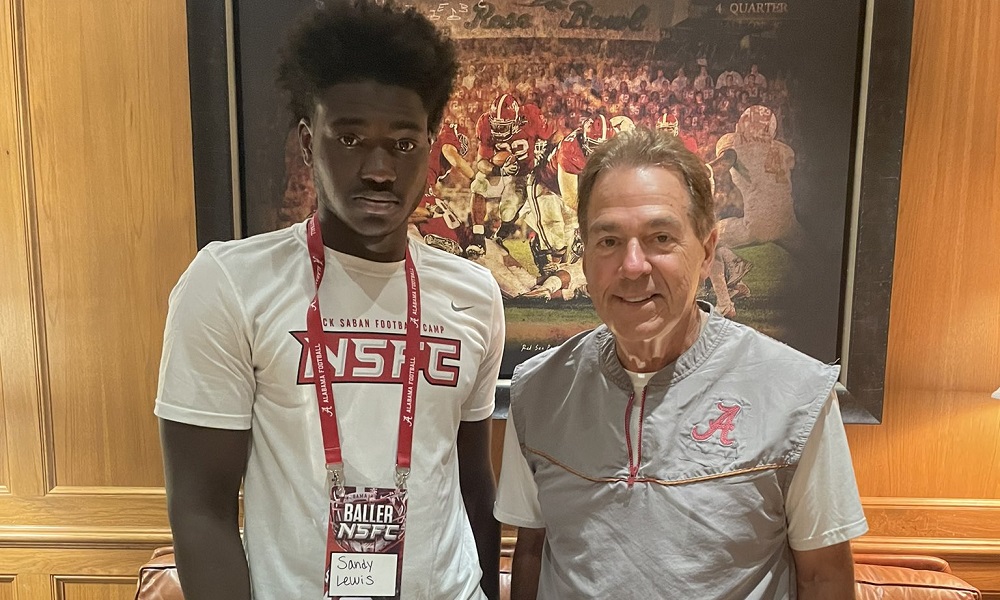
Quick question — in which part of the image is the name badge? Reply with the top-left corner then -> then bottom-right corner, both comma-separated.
324,486 -> 407,599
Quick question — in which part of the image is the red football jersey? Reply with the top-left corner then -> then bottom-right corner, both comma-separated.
535,129 -> 587,194
476,103 -> 553,172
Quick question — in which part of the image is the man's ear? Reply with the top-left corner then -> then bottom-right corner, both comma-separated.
700,225 -> 720,280
297,118 -> 313,166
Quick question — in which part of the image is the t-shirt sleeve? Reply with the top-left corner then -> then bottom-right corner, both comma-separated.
785,392 -> 869,551
154,247 -> 255,430
460,276 -> 505,422
493,410 -> 545,528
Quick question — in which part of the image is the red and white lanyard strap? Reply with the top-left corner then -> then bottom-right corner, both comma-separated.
304,213 -> 421,494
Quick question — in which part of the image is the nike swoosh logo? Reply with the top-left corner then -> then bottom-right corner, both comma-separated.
451,301 -> 474,312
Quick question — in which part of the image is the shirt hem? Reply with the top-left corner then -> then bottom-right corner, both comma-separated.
154,401 -> 252,430
461,403 -> 496,422
788,518 -> 869,552
492,507 -> 544,529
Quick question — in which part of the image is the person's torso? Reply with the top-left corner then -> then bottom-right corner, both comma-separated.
511,311 -> 838,599
208,223 -> 497,599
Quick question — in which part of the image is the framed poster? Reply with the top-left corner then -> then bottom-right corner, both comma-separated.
185,0 -> 912,423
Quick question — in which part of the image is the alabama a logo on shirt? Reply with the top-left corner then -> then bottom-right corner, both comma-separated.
691,401 -> 742,447
290,329 -> 462,387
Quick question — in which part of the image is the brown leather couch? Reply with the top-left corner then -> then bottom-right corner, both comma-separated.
135,546 -> 982,599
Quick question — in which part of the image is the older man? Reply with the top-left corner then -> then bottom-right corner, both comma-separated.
494,127 -> 867,599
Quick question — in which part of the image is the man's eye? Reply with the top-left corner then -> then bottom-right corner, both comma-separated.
598,238 -> 617,248
338,135 -> 360,147
655,234 -> 672,244
396,139 -> 417,152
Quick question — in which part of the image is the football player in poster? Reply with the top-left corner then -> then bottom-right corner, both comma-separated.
472,94 -> 557,264
409,121 -> 476,256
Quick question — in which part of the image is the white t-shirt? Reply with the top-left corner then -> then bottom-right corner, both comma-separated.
156,222 -> 505,599
496,385 -> 867,552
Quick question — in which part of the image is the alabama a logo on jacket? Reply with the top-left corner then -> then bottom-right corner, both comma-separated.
291,330 -> 462,387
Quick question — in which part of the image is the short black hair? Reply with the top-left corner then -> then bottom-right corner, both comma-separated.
277,0 -> 458,132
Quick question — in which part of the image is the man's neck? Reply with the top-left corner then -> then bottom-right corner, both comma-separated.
614,304 -> 706,373
317,211 -> 408,263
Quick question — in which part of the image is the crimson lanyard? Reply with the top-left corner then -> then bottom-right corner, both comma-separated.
304,213 -> 421,490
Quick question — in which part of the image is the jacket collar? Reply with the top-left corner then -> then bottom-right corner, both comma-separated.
597,301 -> 732,392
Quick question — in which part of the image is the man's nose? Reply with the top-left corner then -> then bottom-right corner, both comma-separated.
360,144 -> 396,184
620,239 -> 651,279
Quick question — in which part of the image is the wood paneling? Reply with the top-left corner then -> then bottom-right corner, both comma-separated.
0,0 -> 47,499
0,0 -> 192,596
0,360 -> 8,493
0,549 -> 154,576
0,0 -> 13,494
843,0 -> 1000,595
845,0 -> 1000,501
22,0 -> 195,490
55,578 -> 136,600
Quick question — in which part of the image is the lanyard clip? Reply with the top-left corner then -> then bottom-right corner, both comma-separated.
327,463 -> 346,497
395,467 -> 410,491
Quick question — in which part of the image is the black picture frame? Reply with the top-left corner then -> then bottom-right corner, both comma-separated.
184,0 -> 913,424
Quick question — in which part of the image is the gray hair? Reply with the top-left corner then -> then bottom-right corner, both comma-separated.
577,127 -> 715,241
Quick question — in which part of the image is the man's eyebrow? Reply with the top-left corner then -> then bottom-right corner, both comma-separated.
588,221 -> 621,235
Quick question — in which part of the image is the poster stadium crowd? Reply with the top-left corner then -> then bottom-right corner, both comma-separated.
277,35 -> 800,318
418,37 -> 795,315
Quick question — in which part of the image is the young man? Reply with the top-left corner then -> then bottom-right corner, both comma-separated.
494,127 -> 867,599
156,3 -> 503,599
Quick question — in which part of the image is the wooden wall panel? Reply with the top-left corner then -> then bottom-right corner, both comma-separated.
0,0 -> 48,500
845,0 -> 1000,595
55,579 -> 136,600
844,0 -> 1000,500
0,0 -> 15,495
0,0 -> 191,596
0,361 -> 8,492
21,0 -> 195,489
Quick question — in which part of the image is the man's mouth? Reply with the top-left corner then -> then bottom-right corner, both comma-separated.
619,294 -> 656,304
355,192 -> 399,205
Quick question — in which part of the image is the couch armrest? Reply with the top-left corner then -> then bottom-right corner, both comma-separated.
855,563 -> 982,600
134,546 -> 182,600
855,553 -> 952,573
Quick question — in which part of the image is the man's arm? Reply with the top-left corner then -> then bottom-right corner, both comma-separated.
442,143 -> 476,180
160,419 -> 251,600
557,164 -> 580,212
510,527 -> 545,600
458,417 -> 500,600
793,541 -> 856,599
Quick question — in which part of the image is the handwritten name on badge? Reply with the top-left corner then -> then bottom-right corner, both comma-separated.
328,553 -> 397,597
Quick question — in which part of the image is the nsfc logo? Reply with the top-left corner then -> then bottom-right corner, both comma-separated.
291,330 -> 461,387
691,401 -> 742,447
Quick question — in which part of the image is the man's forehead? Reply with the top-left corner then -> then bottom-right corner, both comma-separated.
313,81 -> 429,131
586,167 -> 694,224
588,211 -> 686,232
